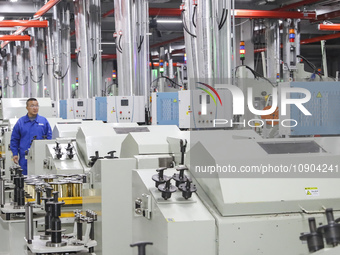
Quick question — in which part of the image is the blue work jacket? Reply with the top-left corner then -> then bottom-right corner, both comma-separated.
10,114 -> 52,175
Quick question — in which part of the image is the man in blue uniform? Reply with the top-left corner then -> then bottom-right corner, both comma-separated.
10,98 -> 52,175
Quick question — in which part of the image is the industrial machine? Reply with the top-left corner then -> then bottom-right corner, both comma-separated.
178,89 -> 233,129
279,81 -> 340,137
1,98 -> 55,120
25,193 -> 97,255
152,88 -> 233,129
0,166 -> 44,255
82,128 -> 340,255
83,125 -> 189,255
60,98 -> 93,120
95,96 -> 145,123
151,92 -> 179,126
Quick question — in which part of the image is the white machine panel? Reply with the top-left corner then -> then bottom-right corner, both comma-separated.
132,168 -> 216,255
52,120 -> 102,139
63,98 -> 93,120
107,96 -> 144,123
1,98 -> 54,120
178,89 -> 232,129
188,130 -> 340,216
45,142 -> 84,174
76,123 -> 144,166
120,125 -> 184,158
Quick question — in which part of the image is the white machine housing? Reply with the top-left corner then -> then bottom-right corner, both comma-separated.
106,96 -> 145,123
61,98 -> 93,120
1,98 -> 54,120
178,89 -> 232,129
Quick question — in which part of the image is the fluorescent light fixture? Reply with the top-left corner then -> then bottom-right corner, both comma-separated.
10,0 -> 18,2
0,17 -> 4,21
157,19 -> 182,24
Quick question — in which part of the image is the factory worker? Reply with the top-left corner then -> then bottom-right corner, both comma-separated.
10,98 -> 52,175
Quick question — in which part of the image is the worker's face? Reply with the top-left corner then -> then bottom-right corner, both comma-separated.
26,101 -> 39,116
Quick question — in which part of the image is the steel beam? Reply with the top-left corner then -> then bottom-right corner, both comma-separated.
150,36 -> 184,48
312,9 -> 340,22
272,0 -> 322,11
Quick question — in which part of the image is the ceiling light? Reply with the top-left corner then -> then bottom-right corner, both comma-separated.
157,19 -> 182,24
10,0 -> 18,2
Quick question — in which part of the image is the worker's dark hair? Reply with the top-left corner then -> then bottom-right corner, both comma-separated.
26,98 -> 38,106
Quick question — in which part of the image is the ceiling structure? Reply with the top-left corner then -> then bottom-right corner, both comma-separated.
0,0 -> 339,74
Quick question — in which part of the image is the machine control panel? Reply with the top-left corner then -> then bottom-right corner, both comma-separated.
107,96 -> 144,123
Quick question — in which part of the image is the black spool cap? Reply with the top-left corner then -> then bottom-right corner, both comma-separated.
130,241 -> 153,255
172,165 -> 188,187
152,167 -> 170,187
300,217 -> 324,252
179,179 -> 197,199
317,208 -> 340,246
158,179 -> 177,200
104,150 -> 118,159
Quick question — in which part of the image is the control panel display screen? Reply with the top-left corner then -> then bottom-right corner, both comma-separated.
77,101 -> 84,107
121,99 -> 129,106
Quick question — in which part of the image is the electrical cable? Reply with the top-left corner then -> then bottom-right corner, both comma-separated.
29,68 -> 43,83
105,83 -> 116,95
235,19 -> 249,27
118,34 -> 123,52
76,51 -> 81,68
192,5 -> 197,28
16,73 -> 28,86
235,65 -> 276,87
52,59 -> 69,80
115,35 -> 122,53
138,36 -> 144,53
150,75 -> 182,90
71,87 -> 78,98
297,55 -> 323,80
218,9 -> 225,30
181,10 -> 197,38
4,79 -> 15,88
219,9 -> 228,30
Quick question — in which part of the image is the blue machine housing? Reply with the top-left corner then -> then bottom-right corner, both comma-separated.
156,92 -> 179,126
95,97 -> 108,122
60,100 -> 67,119
290,82 -> 340,136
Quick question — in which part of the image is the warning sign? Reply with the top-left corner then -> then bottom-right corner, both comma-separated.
316,92 -> 322,98
305,187 -> 319,196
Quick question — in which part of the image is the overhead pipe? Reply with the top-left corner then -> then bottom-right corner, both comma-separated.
272,0 -> 322,11
103,7 -> 315,19
0,20 -> 48,28
301,33 -> 340,44
318,24 -> 340,31
0,35 -> 31,41
232,9 -> 316,19
1,0 -> 62,48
